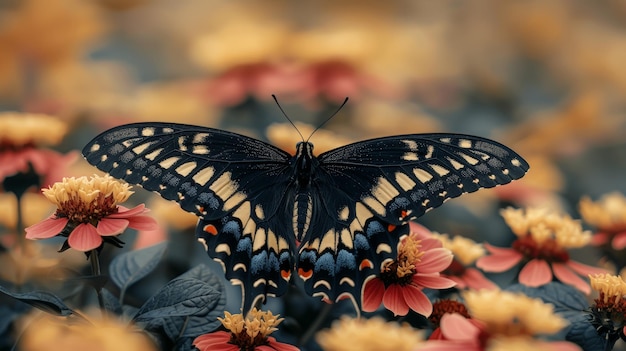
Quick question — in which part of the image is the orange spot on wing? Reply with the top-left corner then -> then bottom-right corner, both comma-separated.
359,259 -> 374,270
388,224 -> 396,232
203,224 -> 218,235
280,269 -> 291,280
401,210 -> 408,218
298,267 -> 313,280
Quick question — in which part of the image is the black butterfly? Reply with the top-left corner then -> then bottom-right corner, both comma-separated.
82,122 -> 528,311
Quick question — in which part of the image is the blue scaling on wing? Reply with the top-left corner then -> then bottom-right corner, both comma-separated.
82,122 -> 296,310
82,121 -> 530,313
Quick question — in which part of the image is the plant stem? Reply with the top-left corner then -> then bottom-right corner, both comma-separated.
89,250 -> 106,313
15,193 -> 24,248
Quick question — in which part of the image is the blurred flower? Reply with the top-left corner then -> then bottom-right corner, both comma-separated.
362,222 -> 455,316
316,316 -> 423,351
588,273 -> 626,342
579,192 -> 626,250
25,175 -> 157,252
193,308 -> 298,351
421,290 -> 578,351
19,312 -> 156,351
0,0 -> 106,99
432,233 -> 498,290
476,207 -> 606,294
0,112 -> 76,193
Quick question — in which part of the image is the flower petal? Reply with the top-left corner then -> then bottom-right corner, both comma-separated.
67,224 -> 103,252
193,332 -> 238,351
382,284 -> 409,316
418,248 -> 453,273
475,247 -> 523,272
612,232 -> 626,250
440,313 -> 481,341
25,217 -> 68,239
518,258 -> 552,287
462,268 -> 498,290
552,262 -> 590,294
265,337 -> 300,351
97,218 -> 129,236
361,278 -> 385,312
403,284 -> 433,316
413,273 -> 457,290
565,259 -> 607,276
127,215 -> 159,231
108,204 -> 148,218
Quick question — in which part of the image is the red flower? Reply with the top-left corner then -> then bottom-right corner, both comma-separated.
25,175 -> 157,252
476,207 -> 606,294
361,222 -> 455,317
194,309 -> 298,351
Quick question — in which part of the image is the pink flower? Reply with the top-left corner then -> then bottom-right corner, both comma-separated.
476,207 -> 606,294
361,222 -> 455,317
194,309 -> 298,351
579,193 -> 626,250
25,175 -> 157,252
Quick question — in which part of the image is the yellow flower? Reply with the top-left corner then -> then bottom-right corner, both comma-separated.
501,207 -> 591,248
0,112 -> 68,147
463,289 -> 568,337
19,313 -> 157,351
580,192 -> 626,231
431,233 -> 486,266
316,316 -> 423,351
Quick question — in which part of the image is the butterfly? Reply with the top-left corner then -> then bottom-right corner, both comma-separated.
82,122 -> 529,311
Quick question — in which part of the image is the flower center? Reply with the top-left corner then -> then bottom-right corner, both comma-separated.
380,235 -> 424,286
512,235 -> 569,262
219,309 -> 283,351
55,192 -> 119,225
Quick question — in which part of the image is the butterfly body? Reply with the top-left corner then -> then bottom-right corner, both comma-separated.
82,122 -> 529,310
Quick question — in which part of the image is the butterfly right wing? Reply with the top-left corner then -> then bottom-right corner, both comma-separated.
82,122 -> 297,310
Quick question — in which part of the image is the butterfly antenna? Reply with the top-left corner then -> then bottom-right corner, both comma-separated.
272,94 -> 305,142
306,97 -> 349,142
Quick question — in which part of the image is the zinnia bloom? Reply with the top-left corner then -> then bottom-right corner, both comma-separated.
362,222 -> 455,317
25,175 -> 157,252
316,316 -> 423,351
431,233 -> 498,291
0,113 -> 76,192
193,308 -> 298,351
421,290 -> 580,351
476,207 -> 606,294
579,192 -> 626,250
588,273 -> 626,342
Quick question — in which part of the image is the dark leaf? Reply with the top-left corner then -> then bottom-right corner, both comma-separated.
0,285 -> 74,317
133,277 -> 224,342
101,288 -> 123,315
109,242 -> 167,302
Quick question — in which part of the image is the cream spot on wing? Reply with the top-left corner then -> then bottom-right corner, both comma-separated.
439,137 -> 451,143
425,145 -> 434,158
162,127 -> 174,133
338,206 -> 350,221
192,145 -> 210,154
215,243 -> 231,255
90,144 -> 100,152
141,127 -> 155,136
193,133 -> 210,143
395,172 -> 416,191
145,148 -> 164,161
370,177 -> 400,205
413,168 -> 433,183
458,152 -> 479,165
175,161 -> 197,177
402,152 -> 419,161
402,139 -> 418,151
209,172 -> 238,199
458,139 -> 472,148
192,166 -> 215,186
132,142 -> 152,154
511,158 -> 522,167
253,228 -> 267,251
223,191 -> 246,212
159,156 -> 180,169
361,196 -> 387,216
430,164 -> 450,176
255,204 -> 265,220
447,157 -> 465,170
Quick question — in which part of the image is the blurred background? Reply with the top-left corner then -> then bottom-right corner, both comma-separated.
1,0 -> 626,316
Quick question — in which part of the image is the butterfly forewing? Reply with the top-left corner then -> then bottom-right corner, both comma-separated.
318,133 -> 529,224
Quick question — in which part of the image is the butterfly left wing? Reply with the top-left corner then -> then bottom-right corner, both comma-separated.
82,122 -> 296,310
297,133 -> 529,308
